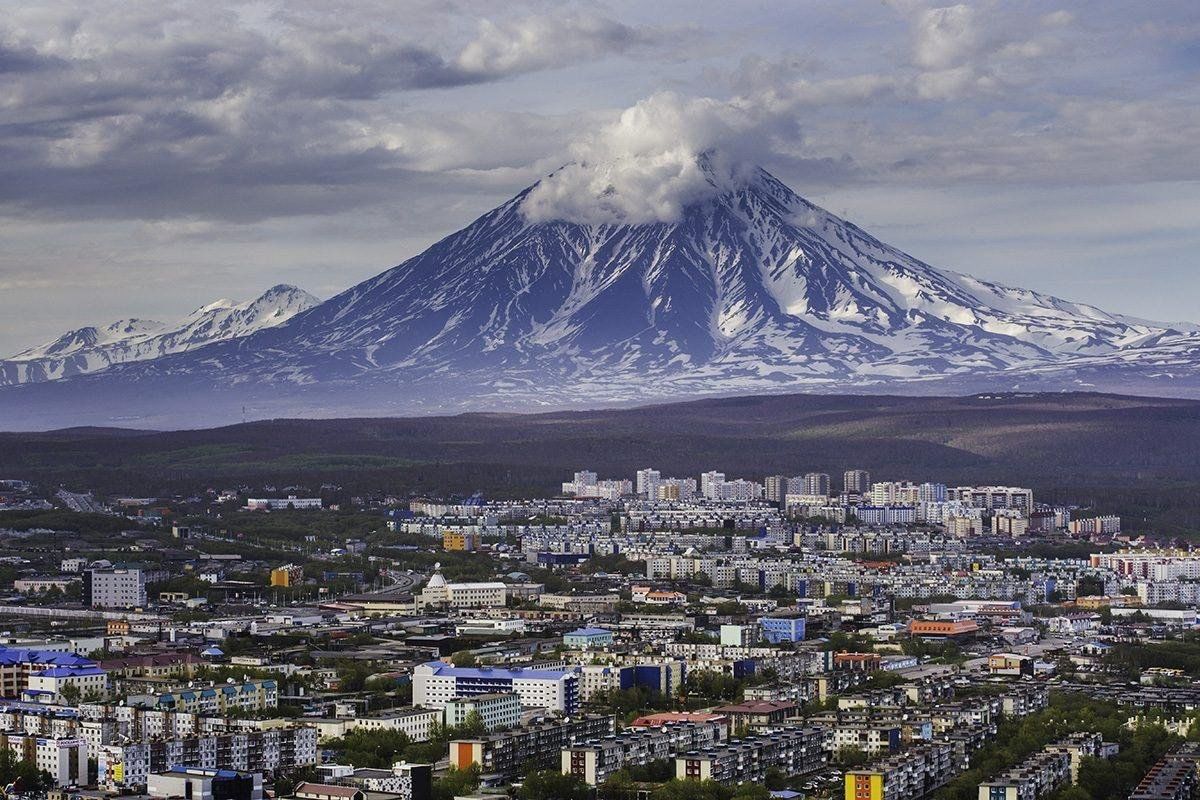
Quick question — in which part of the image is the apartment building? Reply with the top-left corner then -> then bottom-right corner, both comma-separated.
23,665 -> 108,703
354,708 -> 441,741
977,747 -> 1070,800
845,741 -> 956,800
449,715 -> 615,778
675,727 -> 828,784
0,733 -> 86,787
412,662 -> 579,714
562,722 -> 726,785
127,679 -> 278,715
0,649 -> 101,699
1129,744 -> 1200,800
84,567 -> 146,609
843,470 -> 871,494
443,693 -> 522,732
98,725 -> 318,790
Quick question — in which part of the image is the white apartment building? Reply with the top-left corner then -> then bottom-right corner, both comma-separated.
700,471 -> 726,499
948,485 -> 1033,513
25,736 -> 87,787
443,692 -> 522,731
24,666 -> 108,703
245,496 -> 322,510
412,662 -> 579,714
354,708 -> 441,741
636,469 -> 662,499
85,568 -> 146,609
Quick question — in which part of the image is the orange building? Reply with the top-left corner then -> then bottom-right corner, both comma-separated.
834,651 -> 882,672
908,619 -> 979,639
443,530 -> 482,552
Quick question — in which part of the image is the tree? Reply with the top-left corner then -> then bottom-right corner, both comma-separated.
59,683 -> 81,704
432,765 -> 480,800
450,650 -> 478,667
519,770 -> 591,800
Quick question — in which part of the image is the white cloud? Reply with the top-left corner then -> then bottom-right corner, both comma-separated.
520,92 -> 772,225
913,4 -> 979,70
456,12 -> 660,75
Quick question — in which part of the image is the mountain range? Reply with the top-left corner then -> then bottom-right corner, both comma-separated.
2,160 -> 1199,430
1,285 -> 318,387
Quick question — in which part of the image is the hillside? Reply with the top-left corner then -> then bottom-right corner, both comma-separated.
4,392 -> 1200,535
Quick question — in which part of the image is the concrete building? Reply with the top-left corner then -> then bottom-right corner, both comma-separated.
23,665 -> 108,703
84,567 -> 146,609
245,496 -> 322,510
676,727 -> 827,784
417,570 -> 506,610
803,473 -> 832,497
354,708 -> 441,741
449,715 -> 615,778
759,614 -> 806,643
127,679 -> 278,715
443,693 -> 521,732
843,470 -> 871,494
563,628 -> 614,649
412,662 -> 579,714
845,742 -> 956,800
977,747 -> 1069,800
1129,744 -> 1200,800
637,469 -> 662,500
147,767 -> 264,800
98,726 -> 317,791
269,564 -> 304,587
563,722 -> 726,785
0,734 -> 87,787
719,624 -> 760,647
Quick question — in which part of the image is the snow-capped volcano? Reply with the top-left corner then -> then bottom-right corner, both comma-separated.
180,163 -> 1175,386
0,284 -> 319,386
0,162 -> 1197,428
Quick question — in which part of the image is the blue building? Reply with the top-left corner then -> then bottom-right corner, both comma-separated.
759,614 -> 806,643
563,627 -> 614,649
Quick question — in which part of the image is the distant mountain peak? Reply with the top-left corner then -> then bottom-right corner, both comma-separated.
1,284 -> 320,386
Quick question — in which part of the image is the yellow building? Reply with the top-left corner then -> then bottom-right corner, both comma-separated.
443,530 -> 482,552
845,772 -> 883,800
270,564 -> 304,587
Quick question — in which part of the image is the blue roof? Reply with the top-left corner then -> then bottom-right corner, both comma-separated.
423,661 -> 572,680
35,666 -> 105,678
0,648 -> 94,668
566,628 -> 612,637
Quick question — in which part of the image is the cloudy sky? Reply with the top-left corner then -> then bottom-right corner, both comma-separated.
2,0 -> 1199,353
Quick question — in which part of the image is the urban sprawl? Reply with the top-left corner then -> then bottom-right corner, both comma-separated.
0,467 -> 1195,800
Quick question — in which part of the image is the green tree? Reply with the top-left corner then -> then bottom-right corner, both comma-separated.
519,770 -> 591,800
450,650 -> 478,667
432,765 -> 480,800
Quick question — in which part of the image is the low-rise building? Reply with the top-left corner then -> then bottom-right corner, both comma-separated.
563,628 -> 614,649
147,767 -> 264,800
676,727 -> 827,784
